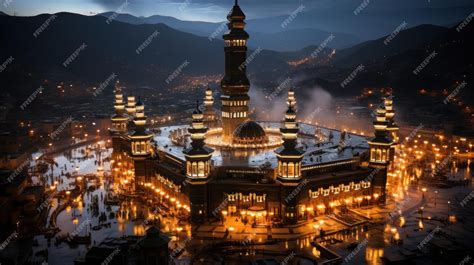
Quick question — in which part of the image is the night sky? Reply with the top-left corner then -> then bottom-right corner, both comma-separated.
1,0 -> 473,23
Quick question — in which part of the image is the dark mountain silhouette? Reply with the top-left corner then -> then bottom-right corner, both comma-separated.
333,24 -> 450,67
97,12 -> 360,51
0,12 -> 289,89
289,21 -> 473,104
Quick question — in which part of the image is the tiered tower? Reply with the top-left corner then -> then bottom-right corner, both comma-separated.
287,88 -> 296,110
126,94 -> 137,118
384,96 -> 399,164
220,0 -> 250,142
203,86 -> 217,127
111,81 -> 128,133
183,101 -> 214,222
130,98 -> 154,185
275,100 -> 304,224
367,105 -> 393,204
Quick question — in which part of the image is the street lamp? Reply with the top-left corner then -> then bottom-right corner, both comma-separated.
421,187 -> 427,200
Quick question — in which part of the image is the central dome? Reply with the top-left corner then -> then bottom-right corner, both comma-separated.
232,121 -> 268,145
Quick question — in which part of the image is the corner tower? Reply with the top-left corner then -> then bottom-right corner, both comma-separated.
384,96 -> 399,164
130,98 -> 154,185
203,86 -> 217,127
275,100 -> 304,224
368,105 -> 393,204
183,101 -> 214,222
220,0 -> 250,142
110,81 -> 128,133
276,102 -> 304,181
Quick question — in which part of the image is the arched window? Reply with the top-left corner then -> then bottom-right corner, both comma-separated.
288,162 -> 295,177
198,161 -> 205,177
192,162 -> 197,177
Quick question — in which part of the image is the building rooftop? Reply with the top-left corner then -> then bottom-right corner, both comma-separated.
154,122 -> 369,169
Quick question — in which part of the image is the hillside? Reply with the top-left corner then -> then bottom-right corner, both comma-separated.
0,12 -> 289,91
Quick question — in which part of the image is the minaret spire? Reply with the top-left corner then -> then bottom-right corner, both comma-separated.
221,1 -> 250,142
110,80 -> 128,133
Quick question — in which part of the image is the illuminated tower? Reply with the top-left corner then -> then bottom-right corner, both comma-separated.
183,101 -> 214,222
367,105 -> 393,204
287,88 -> 296,110
220,0 -> 250,142
203,86 -> 217,127
275,101 -> 304,224
384,96 -> 399,164
130,98 -> 154,185
110,81 -> 128,133
126,94 -> 137,118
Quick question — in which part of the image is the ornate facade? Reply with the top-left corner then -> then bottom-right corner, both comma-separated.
109,1 -> 396,225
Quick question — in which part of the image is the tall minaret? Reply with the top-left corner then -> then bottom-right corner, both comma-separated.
384,96 -> 398,165
384,96 -> 399,144
367,104 -> 393,204
287,88 -> 296,110
276,102 -> 304,181
126,94 -> 137,118
130,98 -> 153,156
111,81 -> 128,133
183,101 -> 214,222
220,0 -> 250,142
130,98 -> 154,185
203,86 -> 216,127
276,100 -> 304,224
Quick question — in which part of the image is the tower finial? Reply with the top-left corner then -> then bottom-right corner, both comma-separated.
235,0 -> 238,6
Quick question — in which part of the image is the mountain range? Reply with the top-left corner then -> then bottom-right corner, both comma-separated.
0,11 -> 472,103
97,12 -> 360,51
